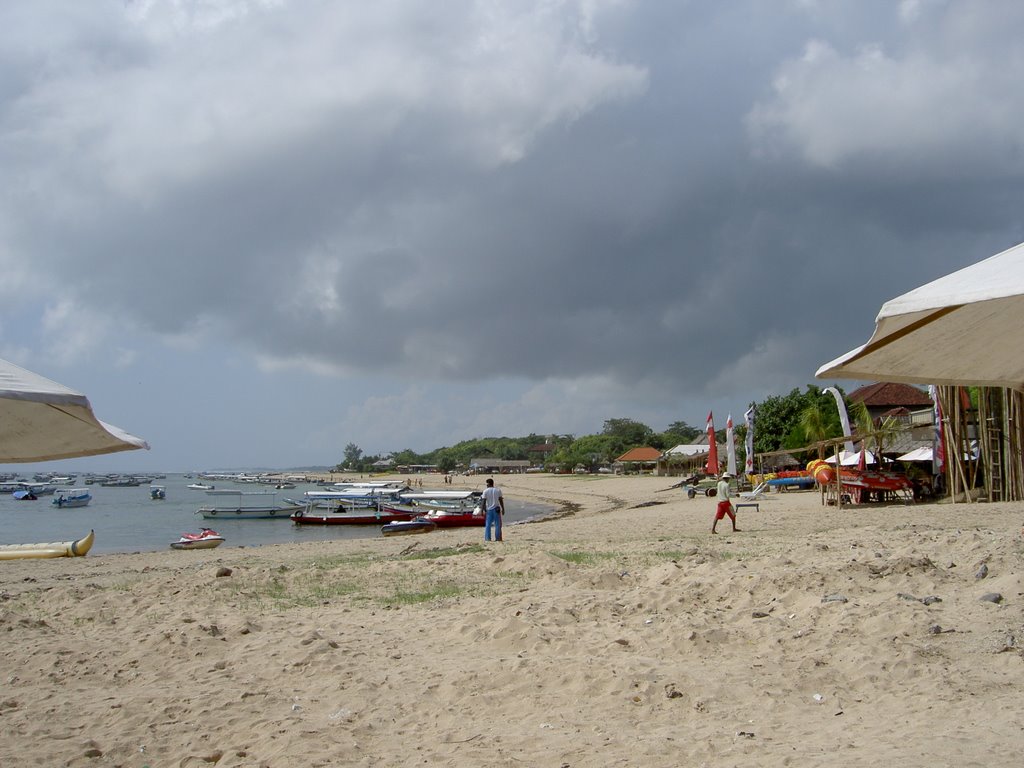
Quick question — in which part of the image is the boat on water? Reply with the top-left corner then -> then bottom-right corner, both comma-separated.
290,505 -> 420,525
0,530 -> 95,560
170,528 -> 225,550
299,482 -> 408,511
52,488 -> 93,508
196,490 -> 302,520
380,491 -> 485,527
13,490 -> 38,501
381,518 -> 437,537
188,483 -> 215,491
150,485 -> 166,500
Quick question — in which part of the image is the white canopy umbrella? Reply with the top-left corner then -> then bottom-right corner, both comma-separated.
817,241 -> 1024,388
0,357 -> 149,462
896,445 -> 977,463
824,449 -> 877,466
895,447 -> 933,463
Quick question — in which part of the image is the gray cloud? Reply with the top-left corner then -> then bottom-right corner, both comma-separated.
3,1 -> 1024,466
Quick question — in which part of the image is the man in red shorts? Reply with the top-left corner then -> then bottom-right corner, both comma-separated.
712,472 -> 740,534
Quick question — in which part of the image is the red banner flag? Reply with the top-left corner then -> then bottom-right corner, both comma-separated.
705,412 -> 719,476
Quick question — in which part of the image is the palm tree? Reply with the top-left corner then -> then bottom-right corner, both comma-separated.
799,402 -> 831,459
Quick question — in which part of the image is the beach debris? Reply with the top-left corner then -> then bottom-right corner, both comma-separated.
215,566 -> 232,578
897,593 -> 943,606
975,563 -> 989,580
82,740 -> 103,758
751,611 -> 769,619
980,592 -> 1004,604
821,594 -> 848,604
928,624 -> 943,634
737,731 -> 755,738
664,684 -> 684,699
613,638 -> 630,646
812,693 -> 825,703
997,634 -> 1017,652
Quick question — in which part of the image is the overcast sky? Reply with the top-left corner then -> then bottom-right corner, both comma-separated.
2,0 -> 1023,472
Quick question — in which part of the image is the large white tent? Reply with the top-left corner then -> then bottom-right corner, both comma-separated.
816,240 -> 1024,388
0,357 -> 149,463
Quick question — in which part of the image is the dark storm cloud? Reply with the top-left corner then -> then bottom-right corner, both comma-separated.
4,0 -> 1024,415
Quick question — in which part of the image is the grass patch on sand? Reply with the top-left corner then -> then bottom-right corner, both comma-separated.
227,544 -> 523,610
402,544 -> 486,560
549,550 -> 622,566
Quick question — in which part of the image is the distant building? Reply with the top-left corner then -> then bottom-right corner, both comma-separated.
469,458 -> 530,474
847,382 -> 933,423
658,434 -> 722,477
614,446 -> 662,474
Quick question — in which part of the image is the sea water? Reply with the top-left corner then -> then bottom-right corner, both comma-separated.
0,474 -> 553,555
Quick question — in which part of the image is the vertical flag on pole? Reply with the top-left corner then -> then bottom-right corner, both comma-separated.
929,385 -> 945,477
726,414 -> 737,477
705,412 -> 719,476
744,405 -> 755,476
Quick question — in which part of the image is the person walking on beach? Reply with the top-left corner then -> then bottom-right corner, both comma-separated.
712,472 -> 740,534
482,477 -> 505,542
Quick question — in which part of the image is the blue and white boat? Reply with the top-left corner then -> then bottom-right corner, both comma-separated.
52,488 -> 93,508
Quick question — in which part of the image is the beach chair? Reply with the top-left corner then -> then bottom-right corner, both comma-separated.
738,481 -> 769,501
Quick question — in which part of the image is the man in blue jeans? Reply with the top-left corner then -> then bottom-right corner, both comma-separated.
481,477 -> 505,541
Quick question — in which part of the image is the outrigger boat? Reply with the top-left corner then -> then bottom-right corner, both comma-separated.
0,530 -> 95,560
170,528 -> 225,550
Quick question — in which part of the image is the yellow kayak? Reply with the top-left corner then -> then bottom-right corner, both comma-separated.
0,529 -> 95,561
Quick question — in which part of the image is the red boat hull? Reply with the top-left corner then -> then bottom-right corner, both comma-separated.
290,508 -> 419,525
424,513 -> 485,527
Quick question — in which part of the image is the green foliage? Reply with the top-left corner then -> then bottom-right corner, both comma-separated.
343,442 -> 362,466
663,420 -> 702,444
331,387 -> 853,474
753,385 -> 843,455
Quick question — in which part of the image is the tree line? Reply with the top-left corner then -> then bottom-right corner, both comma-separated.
336,384 -> 870,474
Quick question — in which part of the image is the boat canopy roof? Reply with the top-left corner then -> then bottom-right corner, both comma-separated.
399,491 -> 478,500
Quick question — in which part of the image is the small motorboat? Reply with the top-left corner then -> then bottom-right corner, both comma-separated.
170,528 -> 225,550
150,485 -> 166,500
52,488 -> 93,508
187,483 -> 215,490
381,518 -> 437,537
13,490 -> 38,501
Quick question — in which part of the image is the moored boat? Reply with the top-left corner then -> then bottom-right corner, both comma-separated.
196,490 -> 302,520
170,528 -> 225,550
52,488 -> 93,508
0,530 -> 95,560
381,518 -> 437,537
150,485 -> 166,500
290,505 -> 420,525
421,508 -> 486,527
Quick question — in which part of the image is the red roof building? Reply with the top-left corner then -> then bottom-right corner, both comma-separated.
615,447 -> 663,462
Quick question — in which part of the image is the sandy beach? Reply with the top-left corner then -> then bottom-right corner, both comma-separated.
1,472 -> 1022,767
